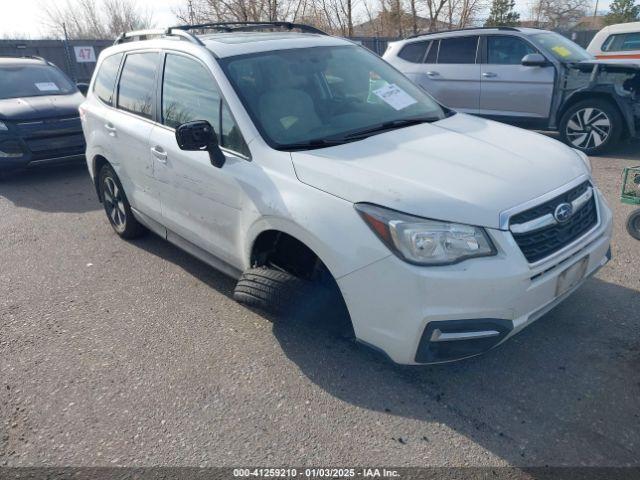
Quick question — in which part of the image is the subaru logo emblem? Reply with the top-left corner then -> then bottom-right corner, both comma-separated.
554,203 -> 573,223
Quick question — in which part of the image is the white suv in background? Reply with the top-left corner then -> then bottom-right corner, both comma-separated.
81,23 -> 612,364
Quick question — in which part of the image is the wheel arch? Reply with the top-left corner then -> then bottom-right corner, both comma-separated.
557,89 -> 633,137
245,219 -> 340,282
92,154 -> 111,202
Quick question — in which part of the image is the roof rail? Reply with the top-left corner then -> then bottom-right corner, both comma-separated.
113,28 -> 204,46
406,25 -> 520,39
170,21 -> 327,36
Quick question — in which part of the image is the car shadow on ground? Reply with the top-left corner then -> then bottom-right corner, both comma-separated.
268,276 -> 640,465
0,163 -> 100,214
120,229 -> 640,466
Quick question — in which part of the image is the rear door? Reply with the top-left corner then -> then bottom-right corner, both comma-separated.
109,51 -> 162,221
479,35 -> 555,120
412,35 -> 481,113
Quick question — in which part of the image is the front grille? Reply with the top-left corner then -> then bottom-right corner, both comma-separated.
510,181 -> 598,263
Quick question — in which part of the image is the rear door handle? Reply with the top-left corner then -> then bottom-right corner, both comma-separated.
151,146 -> 168,163
105,123 -> 117,135
482,72 -> 498,78
426,71 -> 440,77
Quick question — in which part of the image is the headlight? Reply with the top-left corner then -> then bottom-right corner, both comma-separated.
355,203 -> 497,266
0,121 -> 8,131
573,148 -> 591,173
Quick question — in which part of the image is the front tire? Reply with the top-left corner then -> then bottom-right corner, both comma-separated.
234,267 -> 352,335
627,210 -> 640,241
98,164 -> 146,239
559,99 -> 623,155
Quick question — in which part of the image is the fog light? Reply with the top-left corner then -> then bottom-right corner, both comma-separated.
415,319 -> 513,363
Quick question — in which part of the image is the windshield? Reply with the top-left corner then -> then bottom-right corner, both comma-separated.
220,45 -> 447,149
0,64 -> 76,100
531,32 -> 593,63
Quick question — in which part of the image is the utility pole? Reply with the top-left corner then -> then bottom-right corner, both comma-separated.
188,0 -> 195,24
593,0 -> 599,17
62,22 -> 77,83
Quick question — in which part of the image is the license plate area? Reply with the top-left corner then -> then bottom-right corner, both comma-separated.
556,256 -> 589,297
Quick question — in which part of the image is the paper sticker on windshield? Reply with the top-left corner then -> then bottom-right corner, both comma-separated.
35,82 -> 60,92
372,83 -> 417,111
551,46 -> 572,58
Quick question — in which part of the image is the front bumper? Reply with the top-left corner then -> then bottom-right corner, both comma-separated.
0,122 -> 86,171
337,189 -> 613,365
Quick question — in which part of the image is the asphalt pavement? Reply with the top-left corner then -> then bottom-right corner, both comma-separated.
1,140 -> 639,467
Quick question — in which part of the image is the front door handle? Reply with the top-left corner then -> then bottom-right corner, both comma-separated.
482,72 -> 498,78
151,146 -> 168,163
426,71 -> 440,77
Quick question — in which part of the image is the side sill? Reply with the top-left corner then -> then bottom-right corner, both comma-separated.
131,207 -> 243,281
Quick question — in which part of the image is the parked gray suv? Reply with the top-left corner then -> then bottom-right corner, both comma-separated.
384,27 -> 640,154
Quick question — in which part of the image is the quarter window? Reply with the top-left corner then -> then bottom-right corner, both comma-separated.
162,54 -> 249,157
117,53 -> 158,119
398,41 -> 429,63
437,36 -> 479,64
487,36 -> 537,65
93,53 -> 123,106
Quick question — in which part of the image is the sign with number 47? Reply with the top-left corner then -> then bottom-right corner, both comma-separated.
74,46 -> 96,63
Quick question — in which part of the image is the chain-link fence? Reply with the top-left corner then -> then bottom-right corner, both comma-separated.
0,29 -> 600,85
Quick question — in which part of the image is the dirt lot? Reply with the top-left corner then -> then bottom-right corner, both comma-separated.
1,141 -> 639,467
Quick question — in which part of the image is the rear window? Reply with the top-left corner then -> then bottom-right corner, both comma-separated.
398,41 -> 429,63
117,52 -> 159,119
0,64 -> 75,100
93,53 -> 123,106
437,36 -> 479,64
425,41 -> 438,63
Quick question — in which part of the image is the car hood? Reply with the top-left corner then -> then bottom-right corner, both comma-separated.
0,92 -> 83,121
291,114 -> 588,229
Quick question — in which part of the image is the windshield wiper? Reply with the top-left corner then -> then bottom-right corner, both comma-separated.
343,117 -> 440,140
277,138 -> 351,151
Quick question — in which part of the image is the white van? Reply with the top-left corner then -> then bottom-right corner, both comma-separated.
587,21 -> 640,60
81,23 -> 612,364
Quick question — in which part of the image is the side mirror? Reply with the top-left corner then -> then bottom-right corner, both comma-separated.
76,83 -> 89,96
175,120 -> 226,168
522,53 -> 549,67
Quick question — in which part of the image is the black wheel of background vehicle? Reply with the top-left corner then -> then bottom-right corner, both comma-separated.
98,164 -> 147,239
626,210 -> 640,241
559,99 -> 623,155
234,267 -> 352,334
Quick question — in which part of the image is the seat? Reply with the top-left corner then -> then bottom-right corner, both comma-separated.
258,88 -> 323,143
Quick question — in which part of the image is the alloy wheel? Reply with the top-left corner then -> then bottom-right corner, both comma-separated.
103,176 -> 126,230
566,107 -> 611,150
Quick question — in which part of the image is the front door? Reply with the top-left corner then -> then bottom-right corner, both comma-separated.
150,52 -> 252,267
479,35 -> 555,121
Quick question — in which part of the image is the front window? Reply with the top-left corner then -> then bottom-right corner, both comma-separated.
531,32 -> 593,63
487,36 -> 537,65
0,64 -> 76,100
220,45 -> 447,150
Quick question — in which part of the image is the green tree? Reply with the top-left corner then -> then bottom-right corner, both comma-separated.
605,0 -> 640,25
484,0 -> 521,26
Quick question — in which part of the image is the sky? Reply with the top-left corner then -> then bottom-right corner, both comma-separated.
0,0 -> 611,39
0,0 -> 182,38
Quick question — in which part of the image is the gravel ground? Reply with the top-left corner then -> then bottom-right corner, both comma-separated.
1,140 -> 639,467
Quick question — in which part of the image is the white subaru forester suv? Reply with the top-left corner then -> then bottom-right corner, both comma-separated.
81,22 -> 612,364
